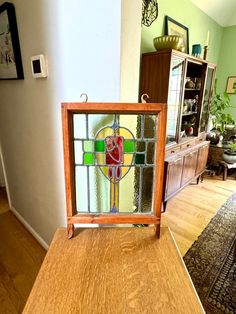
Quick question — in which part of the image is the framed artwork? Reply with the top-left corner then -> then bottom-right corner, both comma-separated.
61,102 -> 167,239
165,16 -> 189,54
226,76 -> 236,94
0,2 -> 24,79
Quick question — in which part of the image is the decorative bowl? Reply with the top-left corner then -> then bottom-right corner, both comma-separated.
153,35 -> 183,51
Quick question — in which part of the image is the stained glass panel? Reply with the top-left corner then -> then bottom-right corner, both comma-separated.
73,114 -> 157,214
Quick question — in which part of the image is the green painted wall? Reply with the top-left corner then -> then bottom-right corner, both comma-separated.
217,26 -> 236,119
141,0 -> 223,64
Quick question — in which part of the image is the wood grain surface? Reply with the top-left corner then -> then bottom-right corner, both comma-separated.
0,188 -> 46,313
23,227 -> 204,314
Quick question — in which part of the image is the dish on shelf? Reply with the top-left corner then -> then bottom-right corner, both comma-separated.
153,35 -> 184,51
183,99 -> 197,113
185,80 -> 195,88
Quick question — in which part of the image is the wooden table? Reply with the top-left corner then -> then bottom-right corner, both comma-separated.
23,227 -> 204,314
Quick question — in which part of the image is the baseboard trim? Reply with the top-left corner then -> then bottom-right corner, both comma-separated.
10,206 -> 49,250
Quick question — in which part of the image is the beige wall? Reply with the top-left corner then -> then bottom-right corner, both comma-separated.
0,149 -> 5,187
0,0 -> 142,245
120,0 -> 142,102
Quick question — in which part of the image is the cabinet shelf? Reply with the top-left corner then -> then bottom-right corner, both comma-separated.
182,111 -> 197,116
184,88 -> 200,91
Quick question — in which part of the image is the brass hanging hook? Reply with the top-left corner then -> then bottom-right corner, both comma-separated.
80,93 -> 88,103
141,94 -> 150,103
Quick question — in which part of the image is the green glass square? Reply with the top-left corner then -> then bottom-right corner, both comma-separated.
83,153 -> 94,165
135,153 -> 145,165
83,140 -> 94,152
95,140 -> 105,152
124,140 -> 135,153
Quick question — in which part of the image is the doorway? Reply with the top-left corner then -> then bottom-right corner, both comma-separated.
0,147 -> 10,213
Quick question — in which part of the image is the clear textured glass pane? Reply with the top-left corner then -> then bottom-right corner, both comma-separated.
89,167 -> 110,213
75,166 -> 88,212
88,114 -> 114,138
142,167 -> 154,212
133,167 -> 153,213
136,141 -> 146,152
147,142 -> 155,164
73,114 -> 87,139
144,115 -> 156,138
74,141 -> 83,164
119,167 -> 135,213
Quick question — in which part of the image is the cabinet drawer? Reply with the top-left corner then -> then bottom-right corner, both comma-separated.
165,146 -> 181,158
195,134 -> 206,144
180,140 -> 195,150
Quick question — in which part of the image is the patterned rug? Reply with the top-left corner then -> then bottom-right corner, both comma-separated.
184,193 -> 236,314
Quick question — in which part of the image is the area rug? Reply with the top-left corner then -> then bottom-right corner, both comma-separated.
184,193 -> 236,314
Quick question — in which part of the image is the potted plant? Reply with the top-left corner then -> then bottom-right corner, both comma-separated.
207,80 -> 235,145
222,142 -> 236,164
209,80 -> 235,137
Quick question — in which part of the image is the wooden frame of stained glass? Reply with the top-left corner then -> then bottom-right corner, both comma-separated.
61,102 -> 167,239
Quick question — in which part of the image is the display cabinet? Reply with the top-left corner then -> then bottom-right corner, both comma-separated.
139,49 -> 216,210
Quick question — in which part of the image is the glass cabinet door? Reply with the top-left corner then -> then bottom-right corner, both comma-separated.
199,66 -> 215,132
166,56 -> 185,144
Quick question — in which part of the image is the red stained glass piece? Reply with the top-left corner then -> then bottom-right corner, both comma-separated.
108,166 -> 122,181
105,136 -> 124,165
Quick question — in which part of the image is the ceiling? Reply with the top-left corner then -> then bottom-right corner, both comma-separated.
191,0 -> 236,27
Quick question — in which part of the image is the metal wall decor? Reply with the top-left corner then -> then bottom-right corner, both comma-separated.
142,0 -> 158,27
61,102 -> 167,239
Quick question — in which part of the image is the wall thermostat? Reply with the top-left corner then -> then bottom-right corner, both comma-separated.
31,54 -> 48,78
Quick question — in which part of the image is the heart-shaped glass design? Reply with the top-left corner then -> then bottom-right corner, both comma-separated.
95,125 -> 135,183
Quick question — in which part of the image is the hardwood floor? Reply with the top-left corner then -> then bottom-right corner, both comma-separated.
162,175 -> 236,256
0,188 -> 46,313
0,175 -> 235,312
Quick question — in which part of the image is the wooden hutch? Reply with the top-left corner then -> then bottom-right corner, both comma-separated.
139,49 -> 216,210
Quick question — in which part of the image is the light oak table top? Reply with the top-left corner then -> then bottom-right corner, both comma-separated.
23,227 -> 204,314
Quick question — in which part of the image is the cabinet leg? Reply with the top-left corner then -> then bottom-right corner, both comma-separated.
201,173 -> 204,182
217,165 -> 221,176
223,166 -> 227,181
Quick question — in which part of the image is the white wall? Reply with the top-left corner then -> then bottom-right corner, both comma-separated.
0,0 -> 142,245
